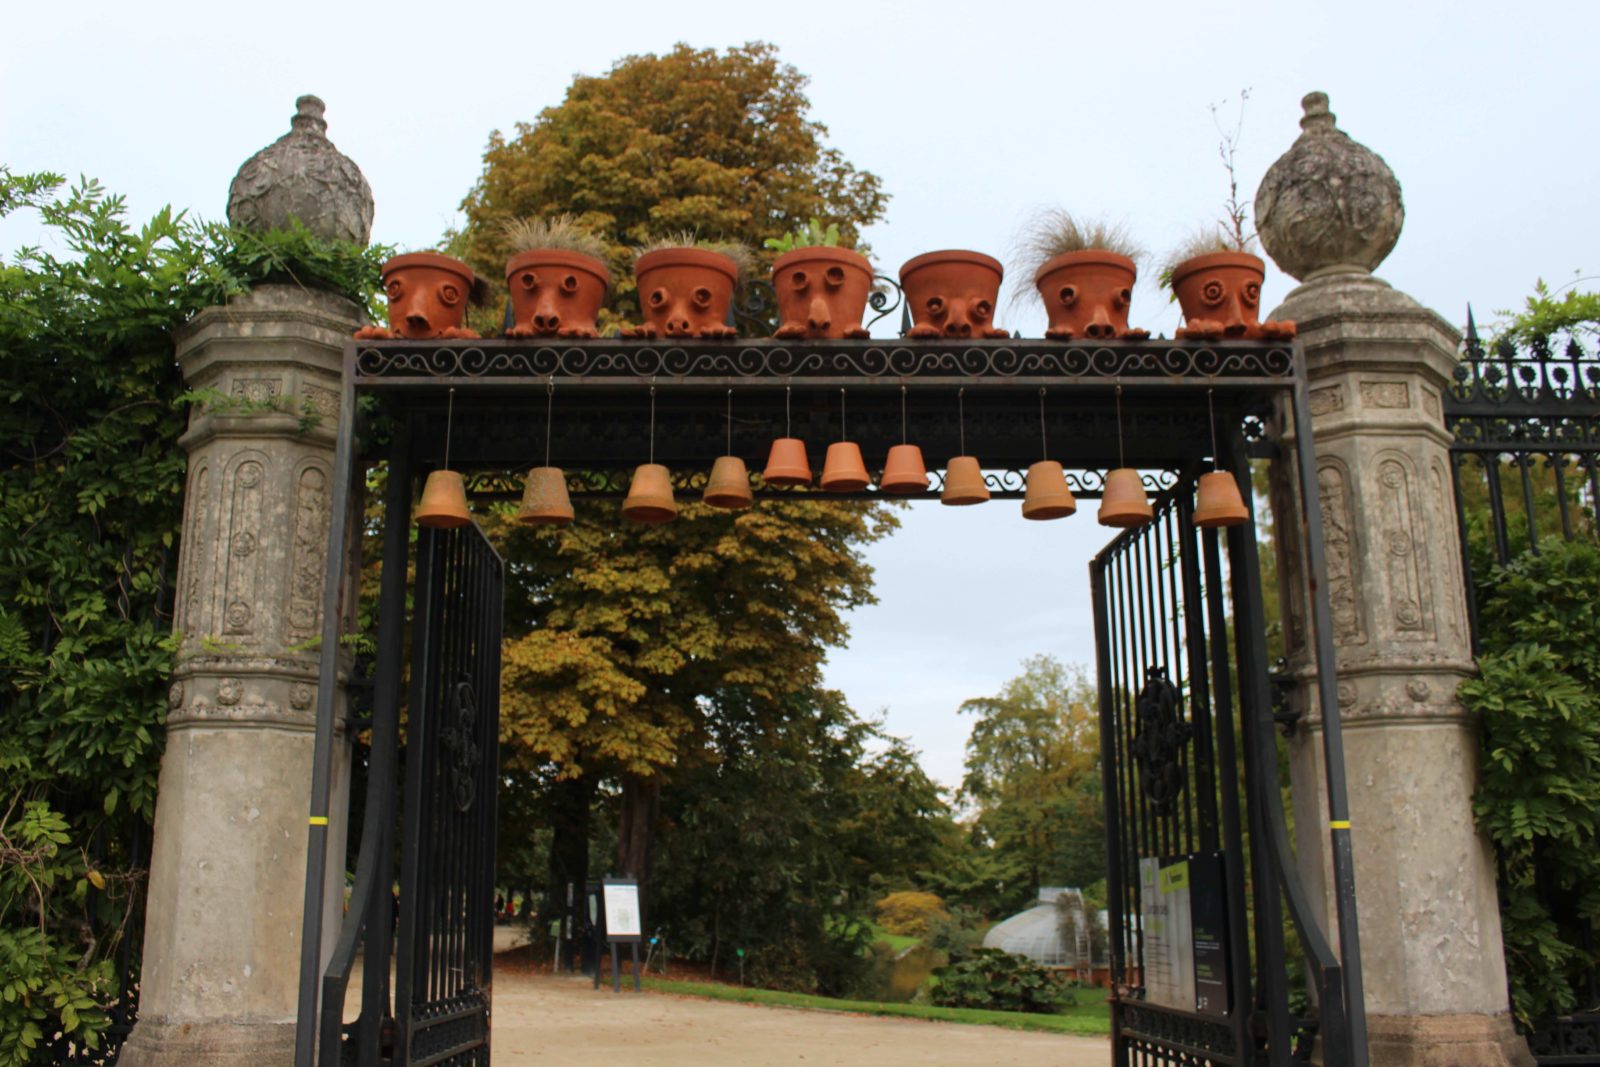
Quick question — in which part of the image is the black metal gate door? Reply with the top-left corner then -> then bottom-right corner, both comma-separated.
1092,479 -> 1351,1066
393,523 -> 504,1066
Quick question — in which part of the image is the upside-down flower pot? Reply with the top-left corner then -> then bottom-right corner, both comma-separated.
1171,252 -> 1296,342
1035,250 -> 1148,341
356,252 -> 483,340
771,247 -> 873,339
1193,470 -> 1250,528
621,463 -> 677,523
1098,468 -> 1153,528
627,248 -> 739,339
506,249 -> 610,338
940,456 -> 990,505
879,444 -> 930,494
515,466 -> 574,526
762,438 -> 812,487
820,442 -> 870,493
703,455 -> 754,510
1021,460 -> 1077,520
899,250 -> 1009,339
416,469 -> 472,528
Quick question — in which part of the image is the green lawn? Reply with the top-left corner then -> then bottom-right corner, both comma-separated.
639,976 -> 1112,1036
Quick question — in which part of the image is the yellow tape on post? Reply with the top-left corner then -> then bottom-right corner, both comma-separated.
308,816 -> 329,826
1329,820 -> 1351,830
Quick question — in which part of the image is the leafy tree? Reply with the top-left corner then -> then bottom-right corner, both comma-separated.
492,497 -> 897,899
0,167 -> 381,1063
958,656 -> 1103,911
456,41 -> 889,322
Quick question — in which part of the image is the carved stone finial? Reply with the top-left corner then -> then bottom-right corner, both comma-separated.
1255,91 -> 1404,281
227,94 -> 374,246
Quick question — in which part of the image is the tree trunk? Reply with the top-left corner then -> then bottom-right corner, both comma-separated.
545,774 -> 593,969
616,773 -> 661,890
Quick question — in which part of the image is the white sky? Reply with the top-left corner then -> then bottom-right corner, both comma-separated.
6,0 -> 1597,791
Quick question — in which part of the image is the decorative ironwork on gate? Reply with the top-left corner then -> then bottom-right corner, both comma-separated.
1445,318 -> 1600,1062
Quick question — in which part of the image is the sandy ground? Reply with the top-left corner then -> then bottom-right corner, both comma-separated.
489,928 -> 1110,1067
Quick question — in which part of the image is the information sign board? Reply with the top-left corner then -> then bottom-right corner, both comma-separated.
601,878 -> 642,943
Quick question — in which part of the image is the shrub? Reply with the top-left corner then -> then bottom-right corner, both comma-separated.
930,947 -> 1072,1014
874,890 -> 949,938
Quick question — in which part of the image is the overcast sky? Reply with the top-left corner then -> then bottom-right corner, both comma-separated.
6,0 -> 1596,791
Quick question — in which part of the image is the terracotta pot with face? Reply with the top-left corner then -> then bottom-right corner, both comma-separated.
505,250 -> 610,338
899,250 -> 1009,339
1171,252 -> 1296,341
354,252 -> 482,340
1035,250 -> 1150,341
771,247 -> 873,339
625,248 -> 739,339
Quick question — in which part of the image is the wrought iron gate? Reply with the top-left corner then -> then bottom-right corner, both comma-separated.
1092,474 -> 1354,1066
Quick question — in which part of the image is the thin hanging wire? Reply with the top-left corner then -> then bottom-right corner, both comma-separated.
1038,387 -> 1048,461
840,388 -> 847,441
1115,384 -> 1125,470
444,387 -> 455,470
900,385 -> 908,444
1207,388 -> 1220,472
543,378 -> 554,468
785,385 -> 792,438
649,384 -> 657,465
726,388 -> 733,455
958,387 -> 967,456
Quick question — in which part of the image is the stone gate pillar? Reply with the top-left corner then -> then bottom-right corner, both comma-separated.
1258,93 -> 1532,1066
120,97 -> 373,1067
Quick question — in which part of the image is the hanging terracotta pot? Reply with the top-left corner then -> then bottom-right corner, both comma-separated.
1035,250 -> 1150,341
505,250 -> 610,338
762,438 -> 812,487
621,463 -> 677,523
820,442 -> 870,492
1021,460 -> 1077,520
515,466 -> 574,526
1193,470 -> 1250,528
416,469 -> 471,528
624,248 -> 739,339
941,456 -> 990,505
1098,468 -> 1153,527
879,444 -> 929,494
1171,252 -> 1296,341
899,250 -> 1009,339
354,252 -> 485,340
704,455 -> 754,510
771,247 -> 873,339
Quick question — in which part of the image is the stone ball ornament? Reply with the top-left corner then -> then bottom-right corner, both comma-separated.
1255,91 -> 1405,281
227,94 -> 374,246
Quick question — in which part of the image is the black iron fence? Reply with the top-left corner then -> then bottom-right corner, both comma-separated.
1445,318 -> 1600,1063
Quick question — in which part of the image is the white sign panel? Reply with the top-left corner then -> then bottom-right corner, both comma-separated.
602,881 -> 641,939
1138,857 -> 1195,1011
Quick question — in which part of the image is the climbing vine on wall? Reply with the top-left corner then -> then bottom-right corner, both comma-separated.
0,168 -> 383,1063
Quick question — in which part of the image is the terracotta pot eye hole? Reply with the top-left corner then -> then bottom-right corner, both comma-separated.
385,280 -> 404,300
926,296 -> 945,316
973,299 -> 993,321
561,274 -> 579,293
518,272 -> 538,291
1243,282 -> 1261,306
692,286 -> 713,309
1201,280 -> 1226,307
648,288 -> 668,308
790,271 -> 809,291
824,266 -> 846,288
1058,285 -> 1078,307
439,283 -> 462,307
1115,288 -> 1132,308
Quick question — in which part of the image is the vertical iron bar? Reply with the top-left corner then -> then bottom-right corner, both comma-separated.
1484,456 -> 1511,565
1092,556 -> 1127,1060
1162,501 -> 1194,856
1289,356 -> 1369,1066
295,366 -> 358,1067
1179,488 -> 1220,853
1554,457 -> 1573,540
1449,452 -> 1483,655
1518,455 -> 1539,554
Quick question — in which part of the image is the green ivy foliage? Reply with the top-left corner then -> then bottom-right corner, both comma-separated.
0,167 -> 383,1062
929,947 -> 1072,1014
1462,536 -> 1600,1026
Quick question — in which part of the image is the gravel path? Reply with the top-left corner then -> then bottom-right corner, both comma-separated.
490,966 -> 1110,1067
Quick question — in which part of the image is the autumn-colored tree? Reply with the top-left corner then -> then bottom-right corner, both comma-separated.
456,41 -> 889,321
959,655 -> 1103,907
492,498 -> 897,897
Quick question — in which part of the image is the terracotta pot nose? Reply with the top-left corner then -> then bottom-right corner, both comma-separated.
404,311 -> 432,334
665,318 -> 692,336
807,296 -> 831,332
1085,308 -> 1116,339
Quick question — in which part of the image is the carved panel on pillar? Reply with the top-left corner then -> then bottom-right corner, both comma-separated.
175,463 -> 210,639
286,462 -> 331,644
221,453 -> 268,640
1374,454 -> 1434,641
1318,460 -> 1366,646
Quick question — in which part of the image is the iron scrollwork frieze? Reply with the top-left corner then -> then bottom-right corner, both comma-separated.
440,679 -> 480,812
353,339 -> 1295,383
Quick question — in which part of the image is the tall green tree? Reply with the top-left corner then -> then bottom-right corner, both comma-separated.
958,655 -> 1103,910
456,41 -> 889,321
